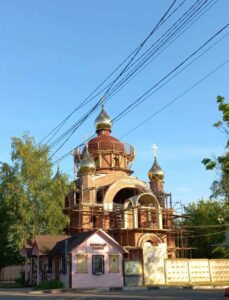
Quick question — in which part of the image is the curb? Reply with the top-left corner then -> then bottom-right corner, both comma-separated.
29,285 -> 227,294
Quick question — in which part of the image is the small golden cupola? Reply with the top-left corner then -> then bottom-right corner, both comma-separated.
94,99 -> 112,133
78,144 -> 96,176
148,144 -> 165,207
148,144 -> 164,181
148,157 -> 164,181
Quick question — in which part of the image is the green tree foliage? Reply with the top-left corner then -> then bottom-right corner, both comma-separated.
0,135 -> 71,268
181,96 -> 229,258
202,95 -> 229,199
182,199 -> 229,258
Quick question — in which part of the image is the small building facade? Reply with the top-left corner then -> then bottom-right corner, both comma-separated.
21,229 -> 126,288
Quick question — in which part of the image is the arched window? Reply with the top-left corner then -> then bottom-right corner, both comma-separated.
124,201 -> 134,229
74,191 -> 80,204
113,156 -> 119,167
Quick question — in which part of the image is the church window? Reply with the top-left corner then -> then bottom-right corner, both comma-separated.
113,156 -> 119,167
74,191 -> 80,204
92,255 -> 104,275
96,188 -> 104,204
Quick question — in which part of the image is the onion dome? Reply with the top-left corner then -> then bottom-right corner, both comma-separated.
78,145 -> 96,176
148,157 -> 164,181
94,105 -> 112,133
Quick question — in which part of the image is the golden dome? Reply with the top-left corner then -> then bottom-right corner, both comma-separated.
148,157 -> 164,181
94,106 -> 112,132
78,145 -> 96,176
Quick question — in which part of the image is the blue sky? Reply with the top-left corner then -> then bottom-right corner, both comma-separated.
0,0 -> 229,207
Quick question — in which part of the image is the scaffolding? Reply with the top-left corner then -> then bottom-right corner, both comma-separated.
63,198 -> 191,258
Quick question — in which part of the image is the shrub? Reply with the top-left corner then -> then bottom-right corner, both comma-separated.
35,279 -> 64,290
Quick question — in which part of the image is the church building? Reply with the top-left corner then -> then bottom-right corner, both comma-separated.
21,102 -> 179,288
66,102 -> 176,260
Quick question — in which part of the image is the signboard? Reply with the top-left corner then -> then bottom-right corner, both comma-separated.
124,260 -> 142,276
90,243 -> 106,250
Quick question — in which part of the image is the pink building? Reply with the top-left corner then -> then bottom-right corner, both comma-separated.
21,229 -> 126,288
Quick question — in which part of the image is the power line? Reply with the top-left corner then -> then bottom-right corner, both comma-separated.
53,25 -> 229,164
39,0 -> 184,146
103,0 -> 178,97
111,23 -> 229,124
45,6 -> 190,152
103,0 -> 217,104
53,55 -> 229,166
44,0 -> 209,151
47,0 -> 215,155
120,33 -> 229,138
177,224 -> 229,228
180,230 -> 228,239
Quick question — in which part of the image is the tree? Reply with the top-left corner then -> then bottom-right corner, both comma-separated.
182,199 -> 229,258
0,135 -> 71,268
181,96 -> 229,258
202,95 -> 229,199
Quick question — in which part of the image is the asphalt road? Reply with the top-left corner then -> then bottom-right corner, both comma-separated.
0,288 -> 225,300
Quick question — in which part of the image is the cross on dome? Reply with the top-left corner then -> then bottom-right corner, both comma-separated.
152,144 -> 158,158
101,95 -> 105,108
